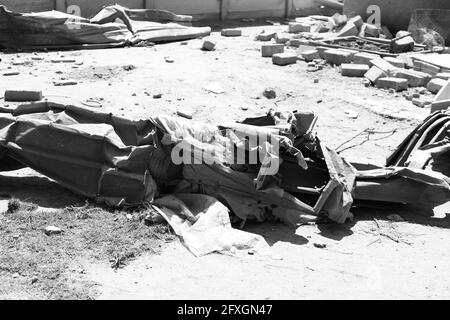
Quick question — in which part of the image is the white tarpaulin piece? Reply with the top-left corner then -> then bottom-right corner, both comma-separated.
153,194 -> 271,257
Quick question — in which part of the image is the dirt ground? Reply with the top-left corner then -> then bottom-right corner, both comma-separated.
1,21 -> 449,300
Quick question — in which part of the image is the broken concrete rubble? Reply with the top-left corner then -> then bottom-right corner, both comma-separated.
341,64 -> 369,77
376,77 -> 409,91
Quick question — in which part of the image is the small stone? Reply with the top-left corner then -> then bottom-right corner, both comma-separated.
202,39 -> 216,51
313,77 -> 319,84
177,110 -> 193,119
241,105 -> 248,111
126,214 -> 133,220
153,93 -> 162,99
44,226 -> 62,236
165,57 -> 174,63
31,277 -> 38,284
263,88 -> 277,99
313,243 -> 327,249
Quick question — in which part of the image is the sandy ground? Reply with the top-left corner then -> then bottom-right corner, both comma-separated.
1,23 -> 449,300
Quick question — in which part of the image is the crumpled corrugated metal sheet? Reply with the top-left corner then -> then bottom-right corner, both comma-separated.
353,109 -> 450,208
0,4 -> 211,50
0,102 -> 357,224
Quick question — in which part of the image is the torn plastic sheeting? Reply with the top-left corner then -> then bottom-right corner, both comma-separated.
153,194 -> 271,257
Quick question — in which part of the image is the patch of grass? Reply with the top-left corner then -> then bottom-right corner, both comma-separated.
0,201 -> 174,300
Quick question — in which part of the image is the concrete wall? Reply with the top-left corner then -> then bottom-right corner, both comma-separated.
0,0 -> 317,19
0,0 -> 53,12
344,0 -> 450,31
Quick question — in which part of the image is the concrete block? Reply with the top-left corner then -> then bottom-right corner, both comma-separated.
427,78 -> 448,94
392,69 -> 431,87
365,66 -> 388,83
300,49 -> 320,62
202,39 -> 216,51
341,64 -> 370,77
275,34 -> 290,44
431,79 -> 450,113
391,36 -> 415,53
384,57 -> 406,68
376,77 -> 408,91
221,29 -> 242,37
414,60 -> 441,76
353,52 -> 380,66
336,22 -> 358,38
363,23 -> 380,37
348,15 -> 363,29
261,44 -> 284,57
256,32 -> 276,41
371,57 -> 398,75
435,73 -> 450,81
316,46 -> 329,59
323,49 -> 352,65
272,53 -> 298,66
4,89 -> 42,102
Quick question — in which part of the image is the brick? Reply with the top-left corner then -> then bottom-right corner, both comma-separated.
256,32 -> 276,41
390,36 -> 414,53
272,53 -> 298,66
202,39 -> 216,51
288,22 -> 310,33
221,29 -> 242,37
363,23 -> 380,37
300,49 -> 320,62
376,77 -> 408,91
348,15 -> 363,29
427,78 -> 447,94
341,64 -> 370,77
365,66 -> 388,83
336,22 -> 358,38
383,57 -> 405,68
392,69 -> 431,87
4,89 -> 42,102
353,52 -> 380,66
323,49 -> 352,65
261,44 -> 284,57
435,73 -> 450,81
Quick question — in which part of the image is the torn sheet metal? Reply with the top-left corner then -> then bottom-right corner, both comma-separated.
0,101 -> 175,206
354,165 -> 450,207
155,111 -> 357,224
1,102 -> 356,225
353,109 -> 450,208
153,194 -> 271,257
387,110 -> 450,177
0,5 -> 210,50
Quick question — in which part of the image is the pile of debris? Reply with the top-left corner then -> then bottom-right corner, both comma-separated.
1,100 -> 449,256
0,5 -> 211,50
